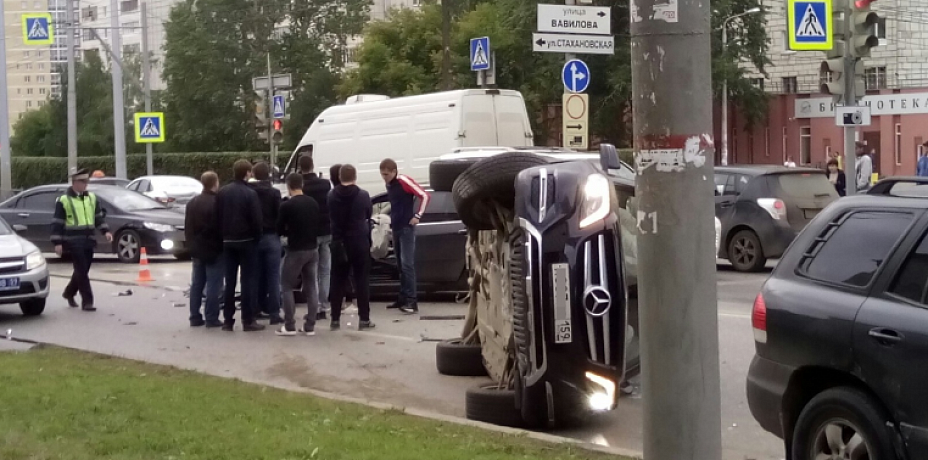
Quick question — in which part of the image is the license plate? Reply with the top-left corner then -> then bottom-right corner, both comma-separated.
552,263 -> 572,344
0,277 -> 21,291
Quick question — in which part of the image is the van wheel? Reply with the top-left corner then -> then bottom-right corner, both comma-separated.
452,153 -> 549,230
728,230 -> 766,272
435,339 -> 486,376
465,384 -> 525,427
791,387 -> 896,460
429,159 -> 478,192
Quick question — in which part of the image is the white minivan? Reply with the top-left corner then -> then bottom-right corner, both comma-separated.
284,89 -> 535,191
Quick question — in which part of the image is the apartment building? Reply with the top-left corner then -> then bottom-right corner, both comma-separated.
725,0 -> 928,177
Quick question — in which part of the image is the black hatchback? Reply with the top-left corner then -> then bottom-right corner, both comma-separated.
747,177 -> 928,460
715,166 -> 838,272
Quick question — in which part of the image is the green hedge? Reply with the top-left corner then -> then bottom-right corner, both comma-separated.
11,152 -> 289,190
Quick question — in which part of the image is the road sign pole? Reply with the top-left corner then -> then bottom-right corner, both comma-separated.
110,0 -> 127,179
564,0 -> 576,150
632,0 -> 722,458
141,2 -> 154,176
65,0 -> 78,175
0,0 -> 10,198
843,0 -> 858,196
266,53 -> 275,169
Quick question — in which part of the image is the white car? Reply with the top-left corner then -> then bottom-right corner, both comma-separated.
0,218 -> 48,316
716,216 -> 722,256
127,175 -> 202,206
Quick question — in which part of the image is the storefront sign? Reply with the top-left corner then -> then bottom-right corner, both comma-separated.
795,92 -> 928,118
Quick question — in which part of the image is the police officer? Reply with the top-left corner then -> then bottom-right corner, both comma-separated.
51,167 -> 113,311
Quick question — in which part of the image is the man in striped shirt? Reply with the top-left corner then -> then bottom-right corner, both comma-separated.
380,159 -> 430,315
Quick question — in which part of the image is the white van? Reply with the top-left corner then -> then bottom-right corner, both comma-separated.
284,89 -> 535,191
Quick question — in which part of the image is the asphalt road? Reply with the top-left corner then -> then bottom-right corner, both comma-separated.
0,254 -> 783,460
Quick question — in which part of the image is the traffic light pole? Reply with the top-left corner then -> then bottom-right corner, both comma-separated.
631,0 -> 722,459
141,2 -> 154,176
0,0 -> 10,198
843,1 -> 858,196
266,54 -> 276,170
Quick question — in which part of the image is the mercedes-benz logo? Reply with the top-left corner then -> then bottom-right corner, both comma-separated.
583,286 -> 612,317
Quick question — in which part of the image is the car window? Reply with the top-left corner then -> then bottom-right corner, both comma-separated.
890,230 -> 928,305
139,180 -> 151,192
18,191 -> 60,210
373,201 -> 390,216
127,180 -> 139,191
91,187 -> 166,212
777,173 -> 838,199
714,174 -> 729,196
734,175 -> 751,194
800,211 -> 914,287
420,192 -> 457,223
723,175 -> 739,196
153,177 -> 201,191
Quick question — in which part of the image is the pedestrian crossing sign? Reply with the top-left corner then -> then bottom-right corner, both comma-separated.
21,13 -> 54,45
134,112 -> 165,143
788,0 -> 833,51
470,37 -> 491,71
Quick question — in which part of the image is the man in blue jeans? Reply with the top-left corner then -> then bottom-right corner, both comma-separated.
249,162 -> 283,324
300,155 -> 332,320
379,158 -> 430,315
184,172 -> 224,327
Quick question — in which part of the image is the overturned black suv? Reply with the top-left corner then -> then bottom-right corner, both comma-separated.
429,147 -> 639,427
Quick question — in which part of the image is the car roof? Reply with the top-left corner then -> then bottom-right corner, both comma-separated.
716,165 -> 823,176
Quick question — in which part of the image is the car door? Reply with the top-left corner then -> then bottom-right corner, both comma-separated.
853,215 -> 928,458
415,191 -> 467,285
10,189 -> 63,250
715,174 -> 737,242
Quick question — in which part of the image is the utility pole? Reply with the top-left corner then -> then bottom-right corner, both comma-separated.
66,0 -> 78,174
0,0 -> 11,198
110,0 -> 127,179
141,2 -> 153,176
721,24 -> 729,166
266,53 -> 275,168
631,1 -> 722,460
842,3 -> 857,197
440,0 -> 452,90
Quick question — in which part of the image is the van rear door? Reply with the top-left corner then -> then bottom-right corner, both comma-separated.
461,95 -> 498,146
493,94 -> 532,147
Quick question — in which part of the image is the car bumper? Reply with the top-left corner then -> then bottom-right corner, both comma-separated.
139,229 -> 187,255
746,354 -> 794,439
0,264 -> 50,305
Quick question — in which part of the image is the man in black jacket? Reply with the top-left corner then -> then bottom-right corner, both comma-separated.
276,173 -> 322,336
215,160 -> 265,332
185,172 -> 223,328
249,162 -> 283,324
327,164 -> 375,331
300,155 -> 332,319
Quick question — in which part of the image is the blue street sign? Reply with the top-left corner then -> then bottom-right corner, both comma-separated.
21,13 -> 54,45
470,37 -> 491,71
787,0 -> 832,51
562,59 -> 590,93
272,95 -> 285,119
134,112 -> 165,143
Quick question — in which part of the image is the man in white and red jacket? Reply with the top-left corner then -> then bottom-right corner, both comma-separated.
379,158 -> 430,314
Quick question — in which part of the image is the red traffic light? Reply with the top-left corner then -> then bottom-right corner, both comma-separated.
854,0 -> 874,7
272,119 -> 282,130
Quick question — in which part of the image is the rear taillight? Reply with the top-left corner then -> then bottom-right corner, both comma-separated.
752,293 -> 767,344
757,198 -> 787,221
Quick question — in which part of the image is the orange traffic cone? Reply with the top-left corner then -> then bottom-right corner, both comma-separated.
136,248 -> 154,282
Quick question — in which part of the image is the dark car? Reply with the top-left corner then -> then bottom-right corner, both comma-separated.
715,166 -> 839,272
0,184 -> 187,263
746,177 -> 928,460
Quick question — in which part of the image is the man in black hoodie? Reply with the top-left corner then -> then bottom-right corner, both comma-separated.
249,162 -> 283,324
185,172 -> 223,328
327,164 -> 375,331
215,160 -> 265,332
300,155 -> 332,320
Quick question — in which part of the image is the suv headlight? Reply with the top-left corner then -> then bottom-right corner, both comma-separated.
26,250 -> 45,271
579,174 -> 611,229
144,222 -> 175,232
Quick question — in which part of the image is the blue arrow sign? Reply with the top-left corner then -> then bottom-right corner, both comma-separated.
272,95 -> 285,119
562,59 -> 590,93
470,37 -> 491,71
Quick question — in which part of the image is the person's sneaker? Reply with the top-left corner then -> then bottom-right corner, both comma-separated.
299,326 -> 316,337
359,321 -> 376,330
399,304 -> 418,315
63,294 -> 78,308
81,304 -> 96,312
386,300 -> 403,309
190,318 -> 205,327
275,326 -> 297,336
205,320 -> 224,329
243,322 -> 266,332
316,311 -> 327,320
330,320 -> 340,331
255,312 -> 271,320
221,322 -> 235,332
269,317 -> 284,325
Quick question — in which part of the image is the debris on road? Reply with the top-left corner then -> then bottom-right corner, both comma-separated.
172,302 -> 186,308
123,322 -> 138,326
114,289 -> 133,297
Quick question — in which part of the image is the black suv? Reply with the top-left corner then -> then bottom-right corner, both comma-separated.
716,166 -> 838,272
747,177 -> 928,460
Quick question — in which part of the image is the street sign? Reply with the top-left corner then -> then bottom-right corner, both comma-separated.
835,106 -> 872,126
562,59 -> 590,93
563,93 -> 589,150
272,95 -> 285,119
533,33 -> 615,55
470,37 -> 491,71
252,74 -> 293,91
134,112 -> 165,144
537,4 -> 611,35
787,0 -> 833,51
477,52 -> 496,86
21,13 -> 53,45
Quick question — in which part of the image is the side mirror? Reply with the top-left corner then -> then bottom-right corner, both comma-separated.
599,143 -> 622,171
12,224 -> 26,233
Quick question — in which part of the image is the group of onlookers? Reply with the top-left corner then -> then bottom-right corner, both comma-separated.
184,155 -> 430,335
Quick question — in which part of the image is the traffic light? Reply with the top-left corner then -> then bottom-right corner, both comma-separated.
850,0 -> 880,57
272,119 -> 283,145
255,92 -> 269,143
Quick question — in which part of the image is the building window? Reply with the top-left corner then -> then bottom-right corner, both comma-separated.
865,66 -> 887,90
35,50 -> 42,58
37,101 -> 44,107
875,17 -> 887,41
26,101 -> 32,108
122,21 -> 140,33
120,0 -> 138,12
782,77 -> 798,94
26,88 -> 33,95
123,43 -> 140,56
38,63 -> 44,70
765,128 -> 770,157
82,29 -> 93,41
82,6 -> 97,21
25,63 -> 32,70
23,51 -> 30,58
751,78 -> 765,91
895,123 -> 902,165
16,89 -> 21,94
24,76 -> 30,83
39,88 -> 46,95
38,75 -> 45,82
800,126 -> 812,164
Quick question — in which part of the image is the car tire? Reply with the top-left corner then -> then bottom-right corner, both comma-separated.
791,387 -> 897,460
429,159 -> 478,193
115,230 -> 142,264
728,229 -> 767,272
435,339 -> 487,376
19,298 -> 45,316
465,383 -> 525,428
452,153 -> 549,230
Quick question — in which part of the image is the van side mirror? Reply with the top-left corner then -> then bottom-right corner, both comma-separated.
599,143 -> 622,171
12,224 -> 26,233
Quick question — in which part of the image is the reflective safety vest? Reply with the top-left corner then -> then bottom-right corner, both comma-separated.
58,193 -> 97,231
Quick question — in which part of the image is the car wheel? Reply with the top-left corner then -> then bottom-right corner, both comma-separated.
464,383 -> 524,427
728,229 -> 767,272
429,159 -> 478,193
435,339 -> 486,376
452,153 -> 549,230
791,387 -> 897,460
19,298 -> 45,316
116,230 -> 142,264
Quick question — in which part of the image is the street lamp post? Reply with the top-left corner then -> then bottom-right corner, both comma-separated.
721,7 -> 762,166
